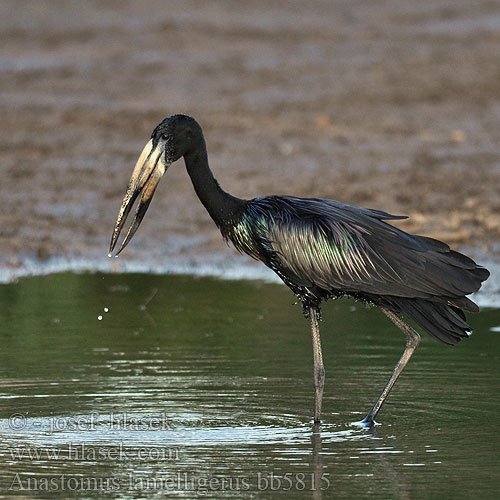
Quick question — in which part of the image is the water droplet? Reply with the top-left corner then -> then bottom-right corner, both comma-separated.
98,315 -> 103,321
104,307 -> 109,313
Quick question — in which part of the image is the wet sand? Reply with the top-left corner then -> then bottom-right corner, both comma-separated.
1,1 -> 499,301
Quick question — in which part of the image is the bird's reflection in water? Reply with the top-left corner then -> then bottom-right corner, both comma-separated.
368,425 -> 411,500
311,423 -> 324,500
313,421 -> 413,500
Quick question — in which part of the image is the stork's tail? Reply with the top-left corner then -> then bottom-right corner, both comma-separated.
391,297 -> 475,346
388,238 -> 489,345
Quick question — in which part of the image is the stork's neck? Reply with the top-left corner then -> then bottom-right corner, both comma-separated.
183,140 -> 246,226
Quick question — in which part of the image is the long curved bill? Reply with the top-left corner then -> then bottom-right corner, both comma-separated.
109,139 -> 169,256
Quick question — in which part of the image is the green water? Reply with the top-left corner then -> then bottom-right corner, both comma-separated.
0,273 -> 499,499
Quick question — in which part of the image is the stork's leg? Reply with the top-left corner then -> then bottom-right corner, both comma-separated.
361,306 -> 421,426
309,306 -> 325,423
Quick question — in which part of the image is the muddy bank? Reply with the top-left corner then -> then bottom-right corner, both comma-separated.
1,0 -> 499,300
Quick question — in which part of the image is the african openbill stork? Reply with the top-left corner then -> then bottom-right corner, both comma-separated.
109,114 -> 489,426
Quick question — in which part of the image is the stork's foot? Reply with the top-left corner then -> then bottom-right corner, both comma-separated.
313,404 -> 321,425
359,414 -> 377,428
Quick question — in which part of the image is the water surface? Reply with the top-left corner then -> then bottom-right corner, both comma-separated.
0,273 -> 499,498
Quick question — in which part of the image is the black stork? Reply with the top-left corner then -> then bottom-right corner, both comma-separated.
109,114 -> 489,426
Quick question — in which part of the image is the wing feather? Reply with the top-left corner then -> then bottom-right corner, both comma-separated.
245,196 -> 487,302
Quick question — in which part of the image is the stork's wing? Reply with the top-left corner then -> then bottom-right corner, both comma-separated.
250,196 -> 486,304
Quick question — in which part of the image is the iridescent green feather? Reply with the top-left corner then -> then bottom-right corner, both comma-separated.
268,221 -> 376,288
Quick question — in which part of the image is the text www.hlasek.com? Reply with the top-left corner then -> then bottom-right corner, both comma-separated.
9,472 -> 331,494
9,443 -> 180,462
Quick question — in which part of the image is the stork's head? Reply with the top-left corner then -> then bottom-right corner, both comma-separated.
152,114 -> 203,165
109,114 -> 203,256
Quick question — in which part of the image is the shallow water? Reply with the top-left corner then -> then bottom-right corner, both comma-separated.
0,273 -> 499,498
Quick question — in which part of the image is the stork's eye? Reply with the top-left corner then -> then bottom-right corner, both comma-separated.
162,133 -> 168,140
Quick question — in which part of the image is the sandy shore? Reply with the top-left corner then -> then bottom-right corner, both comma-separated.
1,0 -> 499,305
